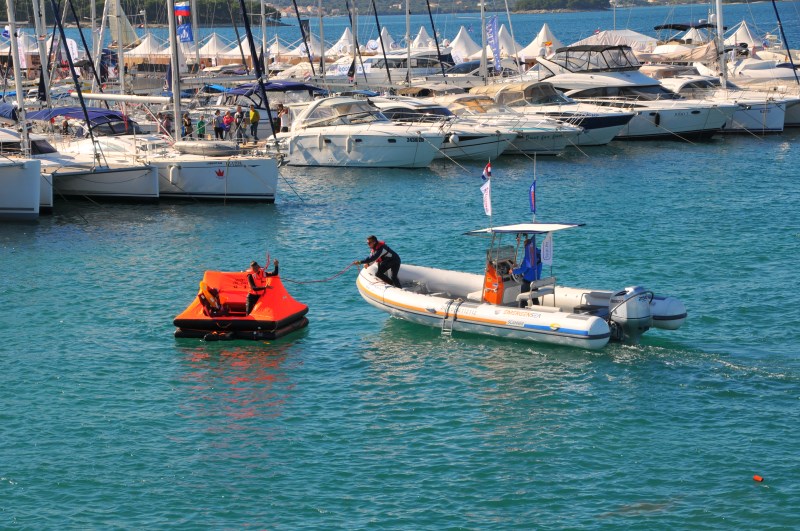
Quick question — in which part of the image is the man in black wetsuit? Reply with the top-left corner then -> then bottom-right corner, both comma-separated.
246,259 -> 279,315
353,235 -> 402,288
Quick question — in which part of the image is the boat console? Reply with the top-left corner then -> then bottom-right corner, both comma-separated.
483,245 -> 523,305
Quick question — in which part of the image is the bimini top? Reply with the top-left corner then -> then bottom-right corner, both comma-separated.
466,222 -> 584,235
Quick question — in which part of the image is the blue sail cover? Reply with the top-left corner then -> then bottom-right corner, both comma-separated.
0,102 -> 18,121
224,81 -> 328,97
26,106 -> 126,125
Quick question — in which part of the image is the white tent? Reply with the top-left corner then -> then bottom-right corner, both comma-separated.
284,34 -> 324,58
449,26 -> 481,63
126,33 -> 168,57
268,37 -> 293,57
0,32 -> 39,54
412,26 -> 434,49
198,33 -> 233,59
570,29 -> 657,52
468,25 -> 523,59
517,23 -> 563,59
725,20 -> 761,50
381,27 -> 397,51
326,27 -> 354,56
680,27 -> 711,44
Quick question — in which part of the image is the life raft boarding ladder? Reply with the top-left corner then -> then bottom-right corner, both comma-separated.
441,298 -> 465,337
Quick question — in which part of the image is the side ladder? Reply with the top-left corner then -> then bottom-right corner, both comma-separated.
441,299 -> 464,337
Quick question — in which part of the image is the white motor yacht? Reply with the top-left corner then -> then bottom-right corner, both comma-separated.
528,45 -> 737,139
467,83 -> 634,146
430,93 -> 585,155
658,74 -> 793,133
368,95 -> 518,159
59,135 -> 279,202
273,96 -> 446,168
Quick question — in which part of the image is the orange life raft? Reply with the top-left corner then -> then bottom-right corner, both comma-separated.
173,270 -> 309,340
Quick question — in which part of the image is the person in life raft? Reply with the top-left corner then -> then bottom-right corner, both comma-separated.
246,259 -> 279,315
513,237 -> 542,307
353,235 -> 402,288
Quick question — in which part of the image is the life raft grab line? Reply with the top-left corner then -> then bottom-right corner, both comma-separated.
282,263 -> 356,284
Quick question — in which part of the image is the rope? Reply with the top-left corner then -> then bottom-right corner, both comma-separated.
283,263 -> 356,284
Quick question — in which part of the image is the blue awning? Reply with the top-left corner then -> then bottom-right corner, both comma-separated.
26,106 -> 126,125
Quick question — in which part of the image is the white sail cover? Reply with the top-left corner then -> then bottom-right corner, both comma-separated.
636,41 -> 718,63
326,27 -> 354,56
126,33 -> 168,57
570,29 -> 657,52
725,20 -> 762,50
449,26 -> 481,63
108,0 -> 141,48
518,23 -> 563,58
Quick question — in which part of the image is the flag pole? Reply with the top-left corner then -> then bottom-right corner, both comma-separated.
532,154 -> 537,223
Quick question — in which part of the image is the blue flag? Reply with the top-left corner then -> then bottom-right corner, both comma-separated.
529,179 -> 536,213
486,16 -> 501,72
177,23 -> 194,43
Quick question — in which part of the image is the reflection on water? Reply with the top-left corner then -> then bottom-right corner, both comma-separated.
177,341 -> 300,427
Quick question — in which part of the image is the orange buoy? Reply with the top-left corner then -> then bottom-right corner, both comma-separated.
753,475 -> 764,482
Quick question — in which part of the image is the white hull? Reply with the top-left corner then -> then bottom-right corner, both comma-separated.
724,101 -> 786,133
435,132 -> 516,160
0,159 -> 41,220
356,264 -> 686,349
504,129 -> 577,154
48,165 -> 159,200
599,101 -> 734,139
39,173 -> 53,213
281,130 -> 444,168
517,106 -> 634,146
155,157 -> 278,202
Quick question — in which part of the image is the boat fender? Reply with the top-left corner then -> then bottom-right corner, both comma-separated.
654,112 -> 660,127
317,133 -> 324,150
346,135 -> 354,153
169,164 -> 180,184
449,133 -> 459,145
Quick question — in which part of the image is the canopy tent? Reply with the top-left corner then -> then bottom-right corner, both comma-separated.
126,33 -> 168,57
380,27 -> 398,51
0,32 -> 39,54
449,26 -> 481,64
467,25 -> 523,60
682,27 -> 712,44
44,36 -> 84,61
570,29 -> 657,52
198,33 -> 233,59
725,20 -> 762,50
267,37 -> 293,58
517,23 -> 564,59
283,34 -> 324,58
412,26 -> 434,49
326,27 -> 354,56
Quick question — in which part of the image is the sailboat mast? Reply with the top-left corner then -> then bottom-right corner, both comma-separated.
93,0 -> 109,93
318,0 -> 324,81
5,0 -> 30,155
424,0 -> 446,77
262,0 -> 268,70
168,0 -> 182,135
405,0 -> 410,83
769,0 -> 800,85
115,0 -> 126,100
32,0 -> 53,110
480,1 -> 488,85
713,0 -> 727,88
191,0 -> 200,69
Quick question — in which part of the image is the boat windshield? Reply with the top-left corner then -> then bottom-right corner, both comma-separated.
302,100 -> 388,128
567,84 -> 682,100
548,46 -> 641,73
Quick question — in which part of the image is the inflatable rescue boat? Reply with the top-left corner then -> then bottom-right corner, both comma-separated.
356,223 -> 686,350
174,270 -> 308,340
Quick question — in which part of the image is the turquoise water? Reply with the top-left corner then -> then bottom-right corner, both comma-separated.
2,129 -> 799,527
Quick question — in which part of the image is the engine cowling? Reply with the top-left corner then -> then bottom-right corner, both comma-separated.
609,286 -> 653,344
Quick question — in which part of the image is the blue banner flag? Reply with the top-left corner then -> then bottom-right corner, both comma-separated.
486,16 -> 501,72
529,179 -> 536,213
177,23 -> 194,43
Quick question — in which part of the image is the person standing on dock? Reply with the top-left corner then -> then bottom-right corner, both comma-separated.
233,105 -> 248,143
213,110 -> 225,140
249,104 -> 260,142
354,236 -> 402,288
246,259 -> 279,315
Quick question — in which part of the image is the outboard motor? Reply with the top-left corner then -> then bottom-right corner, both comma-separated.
609,286 -> 653,344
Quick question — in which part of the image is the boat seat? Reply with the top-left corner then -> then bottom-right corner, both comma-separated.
573,304 -> 609,319
516,276 -> 556,305
466,290 -> 483,302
